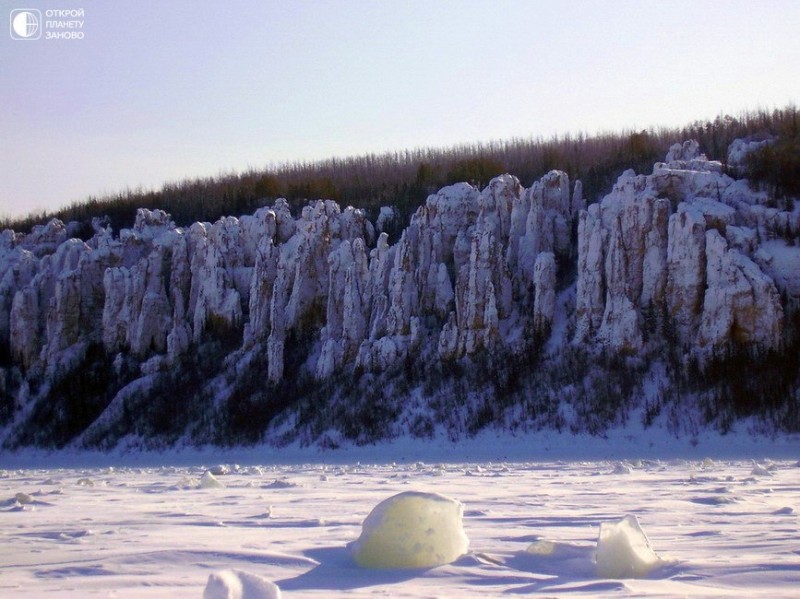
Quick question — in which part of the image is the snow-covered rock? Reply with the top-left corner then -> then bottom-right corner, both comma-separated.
727,137 -> 772,175
575,204 -> 606,342
532,252 -> 556,334
666,203 -> 707,342
375,205 -> 398,234
349,491 -> 469,569
575,142 -> 787,354
316,238 -> 370,378
598,212 -> 643,352
19,218 -> 69,258
266,200 -> 373,382
0,137 -> 795,446
450,225 -> 510,356
756,241 -> 800,302
9,284 -> 41,368
511,171 -> 572,290
698,230 -> 783,350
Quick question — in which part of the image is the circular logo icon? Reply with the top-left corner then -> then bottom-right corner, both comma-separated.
12,10 -> 40,39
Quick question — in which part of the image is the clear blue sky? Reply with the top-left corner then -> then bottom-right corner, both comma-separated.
1,0 -> 798,219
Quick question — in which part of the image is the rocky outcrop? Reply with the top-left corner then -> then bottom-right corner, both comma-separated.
103,222 -> 185,358
448,225 -> 510,356
575,172 -> 669,351
666,204 -> 707,341
265,201 -> 374,382
0,138 -> 794,448
10,238 -> 93,371
598,214 -> 643,352
575,204 -> 605,342
509,171 -> 572,294
316,238 -> 370,379
9,285 -> 40,369
575,143 -> 788,354
243,237 -> 278,347
532,252 -> 556,335
698,230 -> 783,349
0,244 -> 37,355
727,137 -> 772,176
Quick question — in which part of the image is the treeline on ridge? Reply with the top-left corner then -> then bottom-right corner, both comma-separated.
3,105 -> 798,239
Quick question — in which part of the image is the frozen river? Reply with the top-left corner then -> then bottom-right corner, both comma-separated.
1,455 -> 798,597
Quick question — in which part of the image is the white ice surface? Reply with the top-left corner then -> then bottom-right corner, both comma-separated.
1,432 -> 799,597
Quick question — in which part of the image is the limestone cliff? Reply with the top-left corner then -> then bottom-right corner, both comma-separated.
0,138 -> 797,448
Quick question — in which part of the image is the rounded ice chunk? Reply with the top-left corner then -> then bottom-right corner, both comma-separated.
15,492 -> 33,504
349,491 -> 469,569
200,471 -> 225,489
203,569 -> 281,599
596,515 -> 664,578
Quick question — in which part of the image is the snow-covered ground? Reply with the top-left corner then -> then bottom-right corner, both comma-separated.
1,433 -> 799,597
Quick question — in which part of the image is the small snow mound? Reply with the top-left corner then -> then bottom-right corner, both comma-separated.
526,539 -> 557,555
174,476 -> 200,490
596,515 -> 664,579
200,471 -> 225,489
751,463 -> 774,477
203,569 -> 281,599
15,492 -> 34,504
241,466 -> 263,476
772,506 -> 794,515
58,529 -> 93,541
264,479 -> 296,489
209,464 -> 234,476
612,462 -> 633,475
689,495 -> 737,506
252,507 -> 273,519
526,539 -> 587,559
349,491 -> 469,569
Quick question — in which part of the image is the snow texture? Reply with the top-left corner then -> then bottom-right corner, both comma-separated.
0,443 -> 798,598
